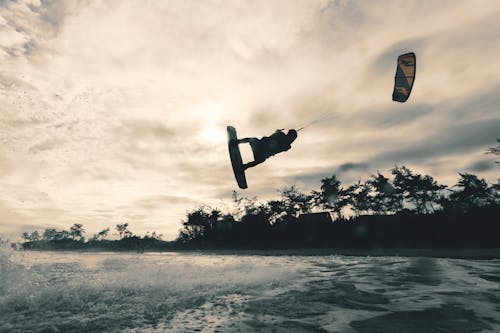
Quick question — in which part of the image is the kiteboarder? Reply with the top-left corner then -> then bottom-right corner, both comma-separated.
228,52 -> 416,189
238,129 -> 298,169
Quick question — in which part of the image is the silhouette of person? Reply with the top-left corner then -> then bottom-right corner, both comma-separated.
238,129 -> 298,169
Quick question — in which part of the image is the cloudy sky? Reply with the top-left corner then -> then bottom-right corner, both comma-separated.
1,0 -> 499,239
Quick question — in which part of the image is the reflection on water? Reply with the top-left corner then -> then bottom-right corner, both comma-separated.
1,248 -> 499,332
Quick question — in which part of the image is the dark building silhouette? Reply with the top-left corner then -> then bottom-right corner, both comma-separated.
298,212 -> 332,225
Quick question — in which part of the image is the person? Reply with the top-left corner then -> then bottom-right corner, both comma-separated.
238,129 -> 298,169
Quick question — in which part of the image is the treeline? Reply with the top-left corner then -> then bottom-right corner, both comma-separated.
21,223 -> 175,251
19,165 -> 499,251
178,166 -> 500,249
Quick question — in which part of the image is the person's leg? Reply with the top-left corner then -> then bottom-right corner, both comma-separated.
237,137 -> 253,144
249,138 -> 262,157
239,138 -> 267,169
243,160 -> 262,169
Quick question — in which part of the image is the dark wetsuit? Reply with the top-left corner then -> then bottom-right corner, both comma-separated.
240,129 -> 297,169
252,131 -> 292,161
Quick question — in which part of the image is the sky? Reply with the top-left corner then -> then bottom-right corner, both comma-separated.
1,0 -> 499,240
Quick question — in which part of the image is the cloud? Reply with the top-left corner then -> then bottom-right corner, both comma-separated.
0,0 -> 64,61
336,162 -> 370,173
135,194 -> 193,208
373,117 -> 500,165
468,160 -> 496,172
115,120 -> 176,141
28,138 -> 62,153
369,104 -> 435,129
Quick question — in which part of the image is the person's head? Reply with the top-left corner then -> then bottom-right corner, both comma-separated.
287,129 -> 298,142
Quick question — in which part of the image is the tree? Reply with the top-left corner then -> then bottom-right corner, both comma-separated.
115,223 -> 132,240
487,139 -> 500,163
178,207 -> 219,243
150,231 -> 162,240
234,187 -> 311,226
345,181 -> 371,216
231,192 -> 263,221
30,230 -> 40,241
447,173 -> 497,212
313,175 -> 347,219
53,230 -> 70,240
22,232 -> 31,242
22,230 -> 41,242
280,185 -> 312,217
493,179 -> 500,200
42,228 -> 58,241
266,199 -> 288,224
90,228 -> 109,241
207,208 -> 221,232
366,172 -> 402,214
69,223 -> 85,241
391,166 -> 446,214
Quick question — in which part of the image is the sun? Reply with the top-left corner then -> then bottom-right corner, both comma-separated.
197,101 -> 229,145
201,124 -> 226,145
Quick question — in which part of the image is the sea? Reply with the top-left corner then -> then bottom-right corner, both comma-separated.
1,247 -> 500,332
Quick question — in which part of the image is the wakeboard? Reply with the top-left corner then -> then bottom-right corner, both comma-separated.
227,126 -> 248,189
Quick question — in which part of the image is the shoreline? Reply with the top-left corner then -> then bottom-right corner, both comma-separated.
18,247 -> 500,259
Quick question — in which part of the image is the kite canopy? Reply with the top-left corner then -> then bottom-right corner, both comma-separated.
392,52 -> 416,103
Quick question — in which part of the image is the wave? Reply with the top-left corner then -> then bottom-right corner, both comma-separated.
0,250 -> 303,332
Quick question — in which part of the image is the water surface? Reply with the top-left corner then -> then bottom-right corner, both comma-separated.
1,249 -> 499,332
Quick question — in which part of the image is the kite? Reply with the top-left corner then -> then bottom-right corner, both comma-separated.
392,52 -> 416,103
